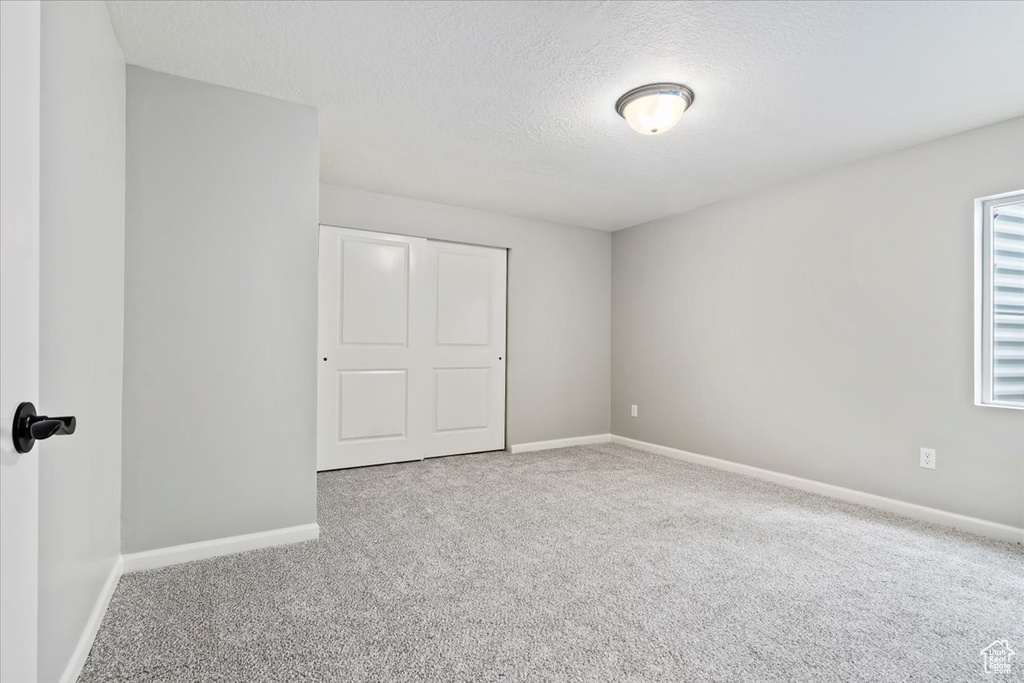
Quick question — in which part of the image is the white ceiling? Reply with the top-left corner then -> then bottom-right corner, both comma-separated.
105,1 -> 1024,231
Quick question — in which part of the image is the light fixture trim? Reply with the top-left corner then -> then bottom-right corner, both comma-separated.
615,83 -> 695,135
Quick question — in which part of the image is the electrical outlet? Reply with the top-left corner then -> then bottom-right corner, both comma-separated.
920,447 -> 936,470
630,404 -> 638,418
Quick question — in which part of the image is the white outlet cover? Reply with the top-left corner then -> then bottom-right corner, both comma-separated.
630,404 -> 638,418
920,447 -> 936,469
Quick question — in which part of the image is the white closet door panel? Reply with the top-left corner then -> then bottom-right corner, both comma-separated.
317,227 -> 428,470
425,241 -> 507,457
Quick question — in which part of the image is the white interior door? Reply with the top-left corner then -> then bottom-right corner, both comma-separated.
317,227 -> 428,469
317,226 -> 506,470
0,1 -> 41,680
424,240 -> 507,458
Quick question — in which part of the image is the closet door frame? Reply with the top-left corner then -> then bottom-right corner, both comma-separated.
317,224 -> 508,471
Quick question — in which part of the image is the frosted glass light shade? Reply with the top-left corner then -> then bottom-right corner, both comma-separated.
615,84 -> 694,135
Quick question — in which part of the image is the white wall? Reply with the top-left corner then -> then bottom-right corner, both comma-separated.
122,68 -> 319,552
320,185 -> 612,446
612,117 -> 1024,528
38,3 -> 126,679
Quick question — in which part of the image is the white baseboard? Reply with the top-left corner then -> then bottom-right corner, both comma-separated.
60,555 -> 123,683
122,523 -> 321,574
509,433 -> 611,454
611,435 -> 1024,544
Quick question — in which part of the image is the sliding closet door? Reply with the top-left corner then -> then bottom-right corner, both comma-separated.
424,240 -> 506,457
317,226 -> 506,470
317,227 -> 429,470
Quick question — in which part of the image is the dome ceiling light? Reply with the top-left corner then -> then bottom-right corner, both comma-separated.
615,83 -> 695,135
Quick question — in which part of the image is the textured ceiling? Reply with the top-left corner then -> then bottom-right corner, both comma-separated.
105,1 -> 1024,231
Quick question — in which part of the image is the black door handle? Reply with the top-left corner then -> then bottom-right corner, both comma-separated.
12,402 -> 76,454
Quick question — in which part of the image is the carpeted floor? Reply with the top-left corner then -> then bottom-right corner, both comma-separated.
81,443 -> 1023,682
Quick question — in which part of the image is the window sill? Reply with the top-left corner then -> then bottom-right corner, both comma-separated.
974,401 -> 1024,411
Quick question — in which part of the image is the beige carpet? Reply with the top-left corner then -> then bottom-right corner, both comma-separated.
81,443 -> 1024,681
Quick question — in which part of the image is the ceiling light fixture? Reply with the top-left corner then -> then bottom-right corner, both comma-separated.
615,83 -> 694,135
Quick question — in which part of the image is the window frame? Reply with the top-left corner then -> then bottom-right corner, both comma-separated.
975,189 -> 1024,410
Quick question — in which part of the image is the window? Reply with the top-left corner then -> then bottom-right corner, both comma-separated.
976,190 -> 1024,409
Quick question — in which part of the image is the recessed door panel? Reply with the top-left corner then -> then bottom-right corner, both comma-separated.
437,252 -> 491,345
341,239 -> 408,345
435,368 -> 490,432
338,370 -> 407,440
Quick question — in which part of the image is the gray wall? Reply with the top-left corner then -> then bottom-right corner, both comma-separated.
320,185 -> 612,446
39,2 -> 124,680
612,117 -> 1024,527
123,67 -> 319,552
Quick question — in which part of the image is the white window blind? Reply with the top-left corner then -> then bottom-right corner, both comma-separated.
978,191 -> 1024,408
